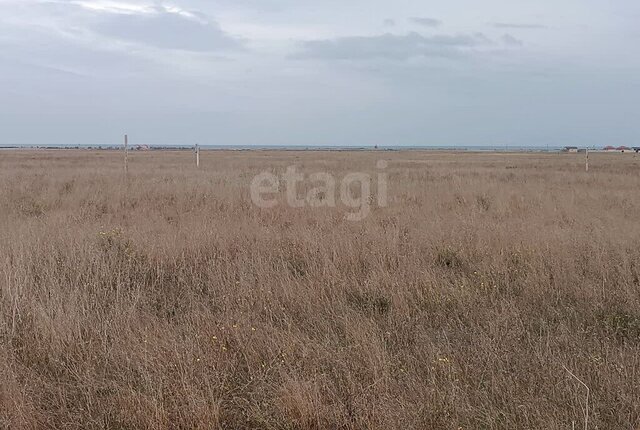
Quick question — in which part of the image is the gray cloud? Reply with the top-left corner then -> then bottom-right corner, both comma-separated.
91,6 -> 245,52
409,17 -> 442,27
292,32 -> 490,60
492,22 -> 547,29
501,34 -> 523,46
473,32 -> 493,44
383,19 -> 396,27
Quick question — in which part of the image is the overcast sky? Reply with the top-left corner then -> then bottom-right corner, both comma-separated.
1,0 -> 639,146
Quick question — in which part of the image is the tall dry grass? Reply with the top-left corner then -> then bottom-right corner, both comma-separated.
0,150 -> 639,429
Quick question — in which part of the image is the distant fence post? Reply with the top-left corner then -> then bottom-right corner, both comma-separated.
585,148 -> 589,172
124,134 -> 129,175
195,144 -> 200,168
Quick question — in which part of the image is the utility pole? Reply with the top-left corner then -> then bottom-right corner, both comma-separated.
124,134 -> 129,175
585,148 -> 589,172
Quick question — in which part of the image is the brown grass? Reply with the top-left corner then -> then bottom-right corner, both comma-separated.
1,149 -> 639,429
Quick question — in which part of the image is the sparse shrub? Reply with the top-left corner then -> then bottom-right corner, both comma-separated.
97,227 -> 135,260
60,180 -> 75,195
16,196 -> 45,217
346,290 -> 391,316
476,193 -> 492,211
597,309 -> 640,344
435,247 -> 463,269
286,256 -> 308,278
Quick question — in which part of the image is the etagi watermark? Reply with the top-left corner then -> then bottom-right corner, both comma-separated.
250,161 -> 388,221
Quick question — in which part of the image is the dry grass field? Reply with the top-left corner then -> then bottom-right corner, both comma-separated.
1,149 -> 639,429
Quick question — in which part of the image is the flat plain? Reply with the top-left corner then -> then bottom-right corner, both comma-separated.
1,150 -> 639,429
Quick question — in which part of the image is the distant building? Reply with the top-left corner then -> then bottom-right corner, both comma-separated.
604,145 -> 616,151
562,146 -> 578,153
617,146 -> 630,152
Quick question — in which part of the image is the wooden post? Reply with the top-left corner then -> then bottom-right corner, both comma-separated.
195,144 -> 200,168
585,148 -> 589,172
124,134 -> 129,175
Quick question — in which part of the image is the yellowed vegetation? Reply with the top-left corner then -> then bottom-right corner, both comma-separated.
1,150 -> 639,429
